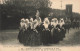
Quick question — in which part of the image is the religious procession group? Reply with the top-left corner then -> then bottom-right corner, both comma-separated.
18,17 -> 80,46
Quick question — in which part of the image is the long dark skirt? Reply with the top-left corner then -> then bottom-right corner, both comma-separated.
18,30 -> 25,44
18,29 -> 30,44
24,30 -> 41,46
60,28 -> 66,40
23,30 -> 30,44
52,28 -> 66,43
52,28 -> 60,43
42,30 -> 51,45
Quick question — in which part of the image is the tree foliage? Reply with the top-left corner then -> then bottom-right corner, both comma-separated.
4,0 -> 52,18
0,0 -> 52,29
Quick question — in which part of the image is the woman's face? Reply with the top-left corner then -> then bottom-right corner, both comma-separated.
21,20 -> 25,23
61,20 -> 63,22
30,20 -> 32,22
45,21 -> 48,24
55,20 -> 57,23
25,21 -> 28,24
34,22 -> 37,25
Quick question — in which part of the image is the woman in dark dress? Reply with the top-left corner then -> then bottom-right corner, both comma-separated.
42,18 -> 51,45
50,18 -> 59,43
58,18 -> 66,41
25,19 -> 41,46
36,17 -> 43,45
23,19 -> 30,45
18,18 -> 26,44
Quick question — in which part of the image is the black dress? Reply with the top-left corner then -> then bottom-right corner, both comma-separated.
61,24 -> 66,38
36,24 -> 45,45
36,25 -> 43,44
18,29 -> 24,44
18,27 -> 26,44
52,24 -> 66,43
51,25 -> 61,43
23,26 -> 31,45
50,25 -> 54,43
48,25 -> 53,44
41,25 -> 51,45
24,26 -> 41,46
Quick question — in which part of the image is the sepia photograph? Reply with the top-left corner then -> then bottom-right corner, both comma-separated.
0,0 -> 80,51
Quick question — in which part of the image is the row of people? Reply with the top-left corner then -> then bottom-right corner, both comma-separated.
18,17 -> 79,46
71,19 -> 80,29
19,17 -> 65,30
18,17 -> 66,46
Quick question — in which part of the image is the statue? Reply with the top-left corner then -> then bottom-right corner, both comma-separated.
35,10 -> 40,18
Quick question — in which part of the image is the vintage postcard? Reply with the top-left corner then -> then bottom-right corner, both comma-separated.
0,0 -> 80,51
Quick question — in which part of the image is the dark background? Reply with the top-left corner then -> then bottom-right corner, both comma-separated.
0,0 -> 80,30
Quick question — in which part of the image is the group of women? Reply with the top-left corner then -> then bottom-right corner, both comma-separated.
18,17 -> 68,46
